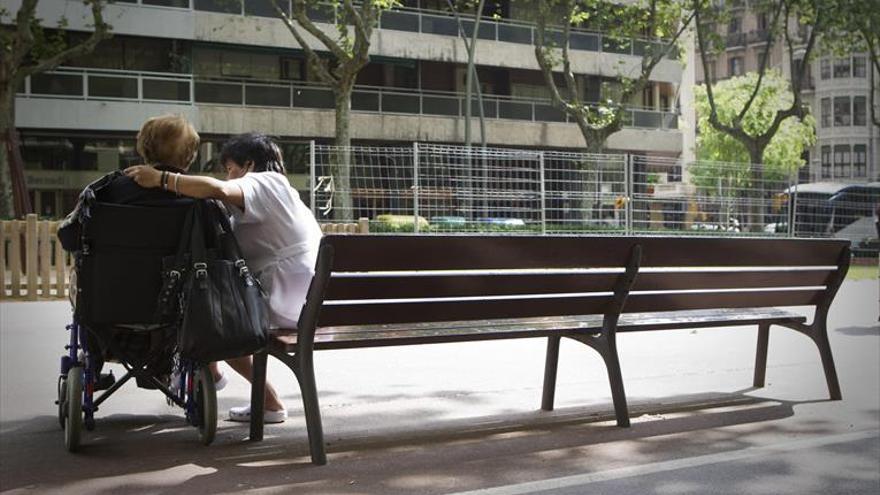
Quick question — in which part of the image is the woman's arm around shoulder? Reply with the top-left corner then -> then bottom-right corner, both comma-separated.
124,165 -> 244,208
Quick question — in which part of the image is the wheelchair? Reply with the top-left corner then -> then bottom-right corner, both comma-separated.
57,200 -> 218,451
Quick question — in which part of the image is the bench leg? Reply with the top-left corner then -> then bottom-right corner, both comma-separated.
603,338 -> 630,428
753,323 -> 770,388
249,350 -> 268,442
541,336 -> 561,411
297,354 -> 327,465
812,325 -> 842,400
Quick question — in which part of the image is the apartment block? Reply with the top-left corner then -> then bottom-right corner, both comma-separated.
10,0 -> 694,217
694,0 -> 879,183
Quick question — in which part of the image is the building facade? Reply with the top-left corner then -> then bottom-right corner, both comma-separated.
694,0 -> 879,183
11,0 -> 694,217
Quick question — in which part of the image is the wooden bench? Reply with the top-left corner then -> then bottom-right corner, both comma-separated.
249,235 -> 850,465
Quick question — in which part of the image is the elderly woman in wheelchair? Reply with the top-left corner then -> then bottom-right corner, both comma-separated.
56,115 -> 218,451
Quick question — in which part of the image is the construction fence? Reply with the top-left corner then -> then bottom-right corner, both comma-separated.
311,142 -> 879,255
3,142 -> 877,299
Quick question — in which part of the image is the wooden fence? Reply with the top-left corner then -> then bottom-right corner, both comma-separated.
1,215 -> 72,301
1,215 -> 369,301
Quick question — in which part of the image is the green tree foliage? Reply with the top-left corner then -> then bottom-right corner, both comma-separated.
694,70 -> 816,189
532,0 -> 693,152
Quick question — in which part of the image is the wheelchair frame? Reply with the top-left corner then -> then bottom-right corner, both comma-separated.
57,319 -> 217,451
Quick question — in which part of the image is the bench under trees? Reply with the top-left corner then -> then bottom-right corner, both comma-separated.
249,235 -> 850,465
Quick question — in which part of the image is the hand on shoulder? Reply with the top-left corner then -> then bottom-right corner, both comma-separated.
124,165 -> 162,189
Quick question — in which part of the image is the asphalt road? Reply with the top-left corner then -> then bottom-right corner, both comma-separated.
1,279 -> 878,494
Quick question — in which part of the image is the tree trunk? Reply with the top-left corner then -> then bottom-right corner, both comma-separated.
333,84 -> 354,221
747,145 -> 766,233
0,84 -> 17,219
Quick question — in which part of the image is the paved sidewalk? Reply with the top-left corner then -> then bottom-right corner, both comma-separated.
1,280 -> 878,494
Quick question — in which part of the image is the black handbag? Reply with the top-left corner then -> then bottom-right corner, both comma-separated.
169,201 -> 268,363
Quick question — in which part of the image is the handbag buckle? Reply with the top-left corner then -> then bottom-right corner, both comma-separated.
234,259 -> 249,277
193,262 -> 207,279
169,270 -> 181,280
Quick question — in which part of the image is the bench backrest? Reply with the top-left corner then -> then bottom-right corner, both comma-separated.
622,236 -> 850,314
297,235 -> 849,345
307,235 -> 641,329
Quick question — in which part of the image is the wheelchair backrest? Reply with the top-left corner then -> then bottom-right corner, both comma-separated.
77,202 -> 195,325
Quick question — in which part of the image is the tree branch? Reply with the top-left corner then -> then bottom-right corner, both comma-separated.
560,3 -> 582,109
693,0 -> 748,141
734,0 -> 784,123
533,2 -> 576,116
347,0 -> 374,71
19,0 -> 111,79
11,0 -> 39,69
627,8 -> 695,103
271,0 -> 336,85
290,0 -> 351,62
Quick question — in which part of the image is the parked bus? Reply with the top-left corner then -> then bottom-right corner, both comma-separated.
786,182 -> 880,242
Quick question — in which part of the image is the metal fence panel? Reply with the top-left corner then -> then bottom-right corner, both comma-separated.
308,142 -> 878,253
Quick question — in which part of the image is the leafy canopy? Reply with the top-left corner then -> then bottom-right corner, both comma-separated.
694,70 -> 815,187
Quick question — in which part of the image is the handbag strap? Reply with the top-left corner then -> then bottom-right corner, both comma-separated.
204,200 -> 263,291
207,200 -> 248,262
189,202 -> 210,283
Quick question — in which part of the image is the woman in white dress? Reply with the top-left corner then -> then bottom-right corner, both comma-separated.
125,133 -> 322,423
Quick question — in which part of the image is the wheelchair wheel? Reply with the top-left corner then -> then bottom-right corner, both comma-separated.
64,367 -> 83,452
194,367 -> 217,446
57,375 -> 67,430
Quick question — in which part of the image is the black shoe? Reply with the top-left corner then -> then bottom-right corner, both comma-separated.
94,372 -> 116,391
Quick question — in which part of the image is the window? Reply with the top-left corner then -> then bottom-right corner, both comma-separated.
757,12 -> 769,31
728,17 -> 742,34
853,56 -> 867,78
821,145 -> 832,178
853,144 -> 867,177
280,57 -> 304,80
245,0 -> 290,17
833,58 -> 851,78
820,59 -> 830,80
194,0 -> 241,14
821,98 -> 831,127
728,56 -> 743,77
142,0 -> 189,7
854,96 -> 867,126
834,144 -> 851,178
834,97 -> 851,126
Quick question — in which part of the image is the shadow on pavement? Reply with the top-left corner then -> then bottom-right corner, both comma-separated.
835,325 -> 880,336
0,390 -> 847,494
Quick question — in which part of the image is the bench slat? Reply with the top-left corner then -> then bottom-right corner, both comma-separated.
325,272 -> 621,300
324,235 -> 847,271
318,295 -> 614,327
623,289 -> 824,313
273,308 -> 806,351
632,270 -> 833,291
323,269 -> 834,300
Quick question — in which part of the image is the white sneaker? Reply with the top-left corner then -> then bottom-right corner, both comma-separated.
229,405 -> 287,424
214,373 -> 228,392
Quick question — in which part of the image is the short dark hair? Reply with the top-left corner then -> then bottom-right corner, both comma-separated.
219,133 -> 285,174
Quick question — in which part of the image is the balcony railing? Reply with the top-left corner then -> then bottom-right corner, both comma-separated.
378,7 -> 680,60
114,1 -> 681,61
17,67 -> 680,131
747,29 -> 771,44
725,32 -> 746,48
